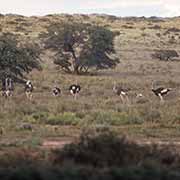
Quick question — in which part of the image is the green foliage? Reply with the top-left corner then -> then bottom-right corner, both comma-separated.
31,112 -> 82,126
42,22 -> 119,74
44,112 -> 82,126
0,165 -> 180,180
52,131 -> 180,169
0,33 -> 41,81
0,133 -> 180,179
26,110 -> 143,126
86,111 -> 143,125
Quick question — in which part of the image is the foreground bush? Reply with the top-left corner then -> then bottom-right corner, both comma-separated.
0,132 -> 180,179
1,165 -> 180,180
52,131 -> 180,168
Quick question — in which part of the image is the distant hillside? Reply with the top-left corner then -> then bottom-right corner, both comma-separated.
0,13 -> 179,48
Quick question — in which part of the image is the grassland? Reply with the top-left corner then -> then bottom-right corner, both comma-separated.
0,14 -> 180,148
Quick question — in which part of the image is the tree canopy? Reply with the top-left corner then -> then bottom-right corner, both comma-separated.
43,22 -> 120,74
0,33 -> 41,82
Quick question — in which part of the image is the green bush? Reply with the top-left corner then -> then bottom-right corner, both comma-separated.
85,111 -> 143,125
0,133 -> 179,179
32,111 -> 49,121
1,166 -> 180,180
52,132 -> 145,167
44,112 -> 82,126
52,131 -> 180,168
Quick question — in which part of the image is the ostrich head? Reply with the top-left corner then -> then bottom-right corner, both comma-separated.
151,80 -> 157,90
167,88 -> 172,92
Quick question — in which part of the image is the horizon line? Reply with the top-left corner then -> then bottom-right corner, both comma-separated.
1,12 -> 179,18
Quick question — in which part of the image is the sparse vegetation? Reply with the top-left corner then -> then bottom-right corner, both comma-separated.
151,49 -> 179,61
166,27 -> 180,33
149,25 -> 161,29
0,14 -> 180,179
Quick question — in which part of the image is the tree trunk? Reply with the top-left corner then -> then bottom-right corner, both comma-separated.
71,48 -> 80,74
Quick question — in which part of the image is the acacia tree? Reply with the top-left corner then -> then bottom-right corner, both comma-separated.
42,22 -> 119,74
0,33 -> 41,82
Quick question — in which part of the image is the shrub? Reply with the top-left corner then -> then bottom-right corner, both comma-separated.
86,111 -> 143,125
44,112 -> 82,126
32,111 -> 49,122
166,27 -> 180,33
0,133 -> 179,179
51,131 -> 180,168
122,25 -> 134,29
52,132 -> 144,167
152,49 -> 179,61
149,25 -> 161,29
1,165 -> 180,180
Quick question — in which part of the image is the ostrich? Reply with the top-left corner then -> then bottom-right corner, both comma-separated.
52,86 -> 61,96
151,81 -> 171,102
2,78 -> 14,98
69,84 -> 81,99
113,82 -> 129,103
134,93 -> 149,104
25,80 -> 33,100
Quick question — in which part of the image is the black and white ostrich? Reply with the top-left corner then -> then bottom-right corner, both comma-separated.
2,78 -> 14,98
69,84 -> 81,99
151,82 -> 171,102
25,80 -> 33,100
52,86 -> 61,96
113,82 -> 129,103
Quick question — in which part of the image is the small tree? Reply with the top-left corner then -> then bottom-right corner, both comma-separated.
0,33 -> 41,82
42,22 -> 119,74
151,49 -> 179,61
